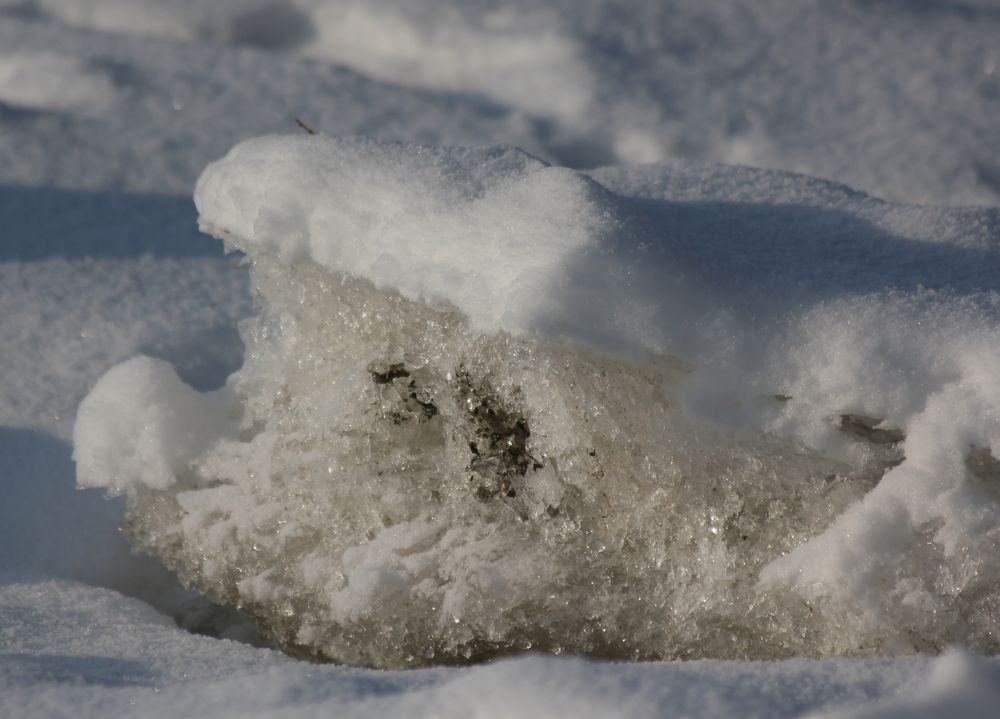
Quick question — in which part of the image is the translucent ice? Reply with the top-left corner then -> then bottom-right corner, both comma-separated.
75,136 -> 1000,667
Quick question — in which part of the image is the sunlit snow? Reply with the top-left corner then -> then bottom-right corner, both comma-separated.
3,1 -> 1000,717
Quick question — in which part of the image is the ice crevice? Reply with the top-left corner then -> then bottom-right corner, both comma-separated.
75,134 -> 1000,667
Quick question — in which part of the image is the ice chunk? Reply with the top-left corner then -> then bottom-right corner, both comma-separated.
81,265 -> 868,667
76,135 -> 1000,667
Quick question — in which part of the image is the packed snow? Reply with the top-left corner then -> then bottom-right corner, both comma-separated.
4,0 -> 1000,717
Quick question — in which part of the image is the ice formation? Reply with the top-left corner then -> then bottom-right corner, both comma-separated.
75,135 -> 1000,668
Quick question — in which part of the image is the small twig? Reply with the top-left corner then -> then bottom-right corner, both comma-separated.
295,117 -> 316,135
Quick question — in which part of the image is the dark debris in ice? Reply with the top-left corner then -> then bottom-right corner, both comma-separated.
455,368 -> 542,509
966,445 -> 1000,484
839,413 -> 905,445
368,359 -> 438,422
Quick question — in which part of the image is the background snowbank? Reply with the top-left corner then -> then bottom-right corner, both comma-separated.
2,0 -> 999,204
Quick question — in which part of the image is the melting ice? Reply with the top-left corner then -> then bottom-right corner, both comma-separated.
74,135 -> 1000,667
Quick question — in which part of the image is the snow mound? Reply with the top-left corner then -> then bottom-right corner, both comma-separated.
300,1 -> 593,119
9,579 -> 996,719
74,357 -> 235,494
194,136 -> 622,340
808,650 -> 1000,719
0,51 -> 116,115
77,135 -> 1000,667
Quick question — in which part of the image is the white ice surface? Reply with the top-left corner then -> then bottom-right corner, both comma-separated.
3,0 -> 1000,716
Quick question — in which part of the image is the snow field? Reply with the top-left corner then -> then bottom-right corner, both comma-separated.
3,0 -> 1000,716
5,579 -> 1000,719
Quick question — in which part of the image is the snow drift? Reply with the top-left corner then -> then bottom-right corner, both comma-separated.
75,135 -> 1000,668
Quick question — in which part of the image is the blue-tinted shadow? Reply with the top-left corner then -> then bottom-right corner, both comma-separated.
0,653 -> 157,688
0,184 -> 226,260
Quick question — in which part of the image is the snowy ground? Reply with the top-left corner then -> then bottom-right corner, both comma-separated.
2,1 -> 1000,717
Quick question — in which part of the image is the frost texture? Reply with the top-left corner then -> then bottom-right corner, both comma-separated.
76,136 -> 1000,668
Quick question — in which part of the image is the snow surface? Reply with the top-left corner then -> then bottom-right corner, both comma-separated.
4,0 -> 1000,716
10,578 -> 996,719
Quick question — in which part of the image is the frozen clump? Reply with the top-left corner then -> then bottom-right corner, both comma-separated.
75,135 -> 1000,667
75,356 -> 235,494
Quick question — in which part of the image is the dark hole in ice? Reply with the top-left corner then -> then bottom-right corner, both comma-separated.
967,445 -> 1000,484
367,360 -> 410,384
171,595 -> 271,648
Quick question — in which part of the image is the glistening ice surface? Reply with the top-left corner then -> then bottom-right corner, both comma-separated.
75,136 -> 1000,668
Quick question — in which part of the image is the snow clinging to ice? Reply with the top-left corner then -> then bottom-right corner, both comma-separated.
77,135 -> 1000,667
194,135 -> 627,341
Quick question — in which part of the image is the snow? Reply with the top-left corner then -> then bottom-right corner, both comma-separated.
194,136 -> 616,337
3,0 -> 1000,716
0,51 -> 116,115
74,356 -> 235,493
3,0 -> 1000,203
6,580 -> 997,719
